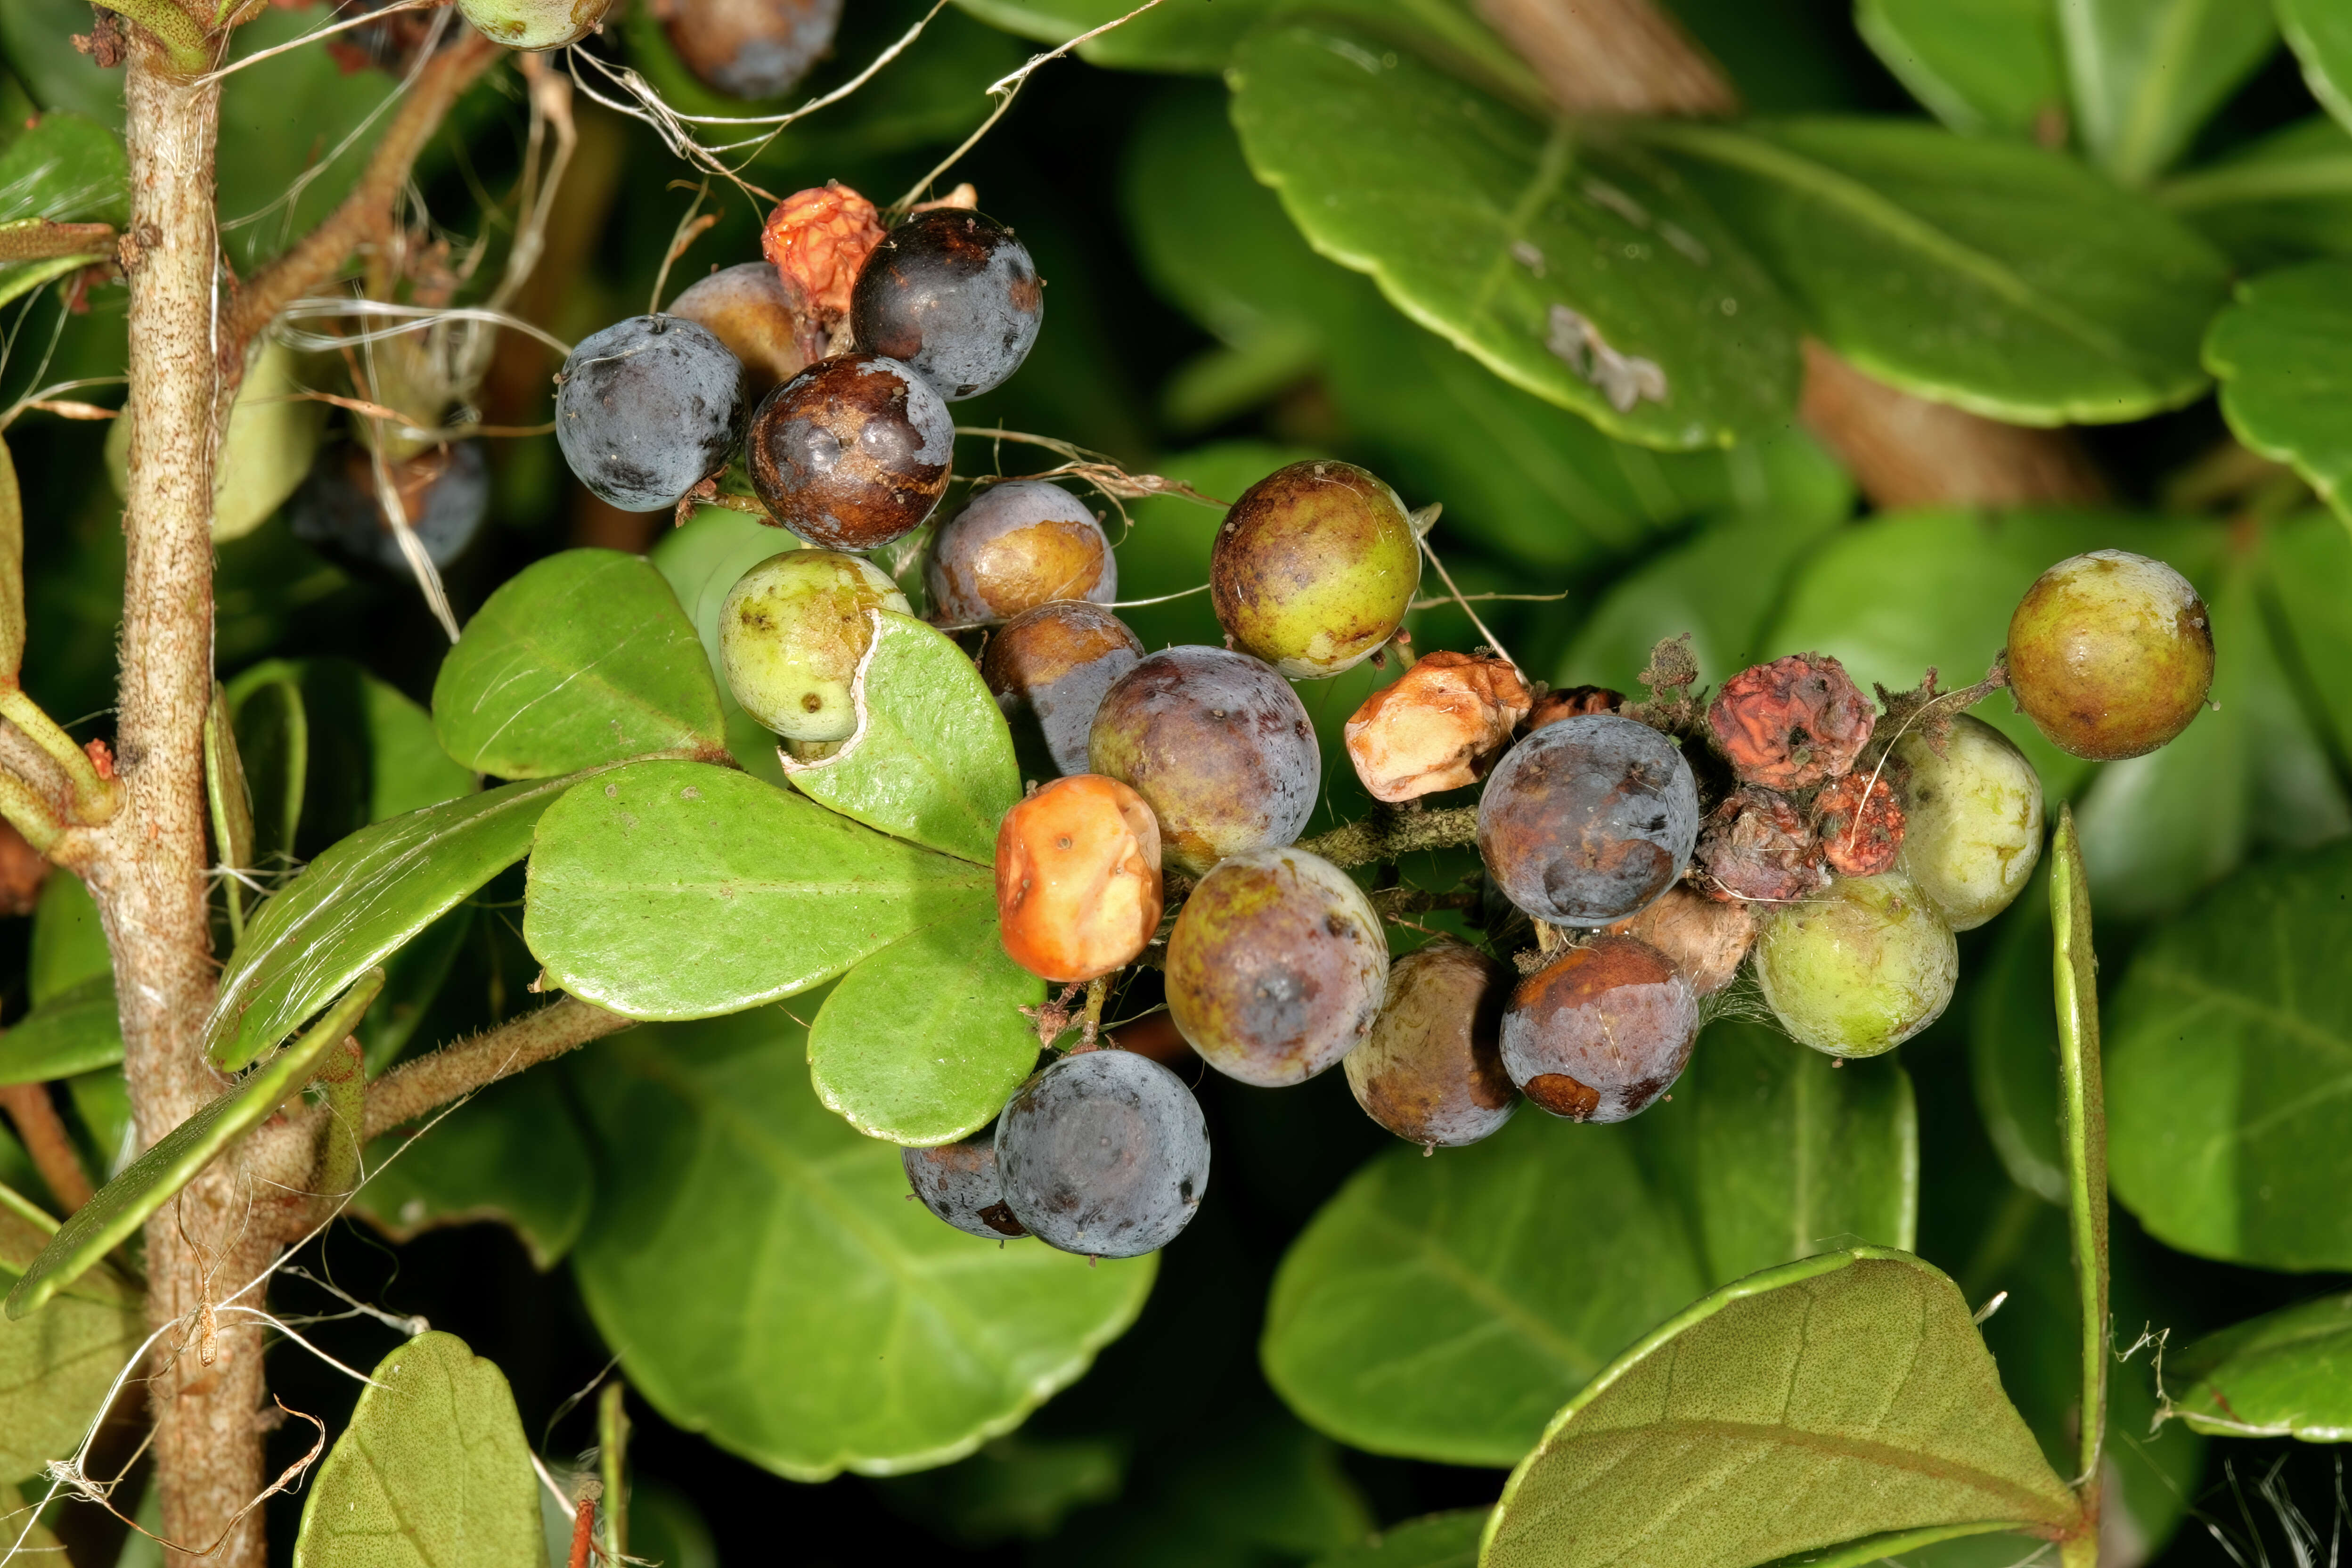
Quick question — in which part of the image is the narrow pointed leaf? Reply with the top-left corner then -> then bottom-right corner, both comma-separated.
2206,260 -> 2352,529
807,891 -> 1042,1145
433,548 -> 728,779
524,760 -> 989,1020
206,776 -> 577,1071
2049,806 -> 2108,1485
0,976 -> 122,1086
8,971 -> 383,1320
2059,0 -> 2277,186
2166,1291 -> 2352,1440
1228,18 -> 1803,449
1481,1249 -> 2082,1568
290,1331 -> 547,1568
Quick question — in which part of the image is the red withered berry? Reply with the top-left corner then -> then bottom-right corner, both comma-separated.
1693,787 -> 1827,905
1816,769 -> 1905,878
996,775 -> 1163,984
1708,653 -> 1875,789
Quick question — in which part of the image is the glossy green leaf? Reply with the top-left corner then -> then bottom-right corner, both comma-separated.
361,670 -> 477,822
2048,807 -> 2107,1486
808,893 -> 1041,1145
2166,1290 -> 2352,1439
1483,1249 -> 2081,1568
1229,19 -> 1803,449
526,760 -> 990,1020
2108,839 -> 2352,1269
8,971 -> 382,1321
0,113 -> 127,309
2267,505 -> 2352,757
0,976 -> 122,1086
207,336 -> 328,544
433,549 -> 728,779
1263,1021 -> 1913,1466
353,1069 -> 594,1271
1313,1511 -> 1484,1568
0,1191 -> 143,1480
29,870 -> 108,1008
2206,261 -> 2352,526
290,1330 -> 547,1568
1854,0 -> 2066,139
2058,0 -> 2278,186
1647,117 -> 2231,425
2160,116 -> 2352,268
781,612 -> 1019,864
570,1005 -> 1154,1480
207,776 -> 574,1072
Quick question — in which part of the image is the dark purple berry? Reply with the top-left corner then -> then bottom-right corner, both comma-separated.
1500,935 -> 1696,1122
981,601 -> 1143,777
995,1048 -> 1209,1258
1477,714 -> 1699,927
903,1134 -> 1027,1240
659,0 -> 841,99
289,439 -> 489,579
555,314 -> 747,512
850,209 -> 1042,401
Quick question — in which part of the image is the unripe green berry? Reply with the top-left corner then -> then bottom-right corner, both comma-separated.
1895,714 -> 2043,931
457,0 -> 614,50
719,549 -> 910,742
1752,872 -> 1957,1058
2007,549 -> 2213,760
1209,460 -> 1420,679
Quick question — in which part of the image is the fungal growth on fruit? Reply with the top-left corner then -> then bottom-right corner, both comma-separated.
290,440 -> 488,578
1708,653 -> 1876,789
996,775 -> 1163,984
1478,712 -> 1699,926
457,0 -> 615,50
1344,939 -> 1517,1147
850,208 -> 1043,400
719,550 -> 911,742
656,0 -> 843,100
1500,935 -> 1697,1123
926,480 -> 1115,627
982,601 -> 1143,778
1751,871 -> 1959,1057
903,1135 -> 1027,1239
1087,645 -> 1320,875
747,352 -> 954,550
1164,846 -> 1390,1086
2008,548 -> 2214,760
1344,651 -> 1532,802
555,315 -> 748,512
1693,787 -> 1826,905
1895,714 -> 2044,930
995,1049 -> 1209,1258
666,262 -> 807,397
1815,769 -> 1905,878
1209,459 -> 1421,678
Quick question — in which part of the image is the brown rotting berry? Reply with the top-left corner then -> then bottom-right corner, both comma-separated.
1815,769 -> 1905,878
1693,787 -> 1828,905
1708,653 -> 1876,789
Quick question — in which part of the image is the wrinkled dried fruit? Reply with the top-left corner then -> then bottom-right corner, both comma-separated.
1693,786 -> 1826,905
1166,845 -> 1389,1086
1499,935 -> 1696,1122
982,601 -> 1143,778
555,315 -> 747,512
851,208 -> 1043,401
1605,885 -> 1755,997
719,549 -> 910,741
1708,652 -> 1876,789
659,0 -> 841,99
1526,685 -> 1622,729
1087,645 -> 1320,875
1752,871 -> 1958,1058
1477,713 -> 1699,927
761,183 -> 886,346
747,353 -> 953,551
457,0 -> 613,50
996,775 -> 1163,984
996,1048 -> 1209,1258
1209,460 -> 1421,678
1344,939 -> 1517,1147
1343,651 -> 1532,803
666,262 -> 806,397
1816,769 -> 1905,878
1896,714 -> 2044,931
927,480 -> 1115,627
903,1134 -> 1027,1239
2008,548 -> 2214,760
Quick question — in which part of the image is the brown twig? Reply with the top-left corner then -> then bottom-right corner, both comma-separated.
220,30 -> 504,379
361,996 -> 633,1142
1297,806 -> 1480,871
0,1081 -> 95,1210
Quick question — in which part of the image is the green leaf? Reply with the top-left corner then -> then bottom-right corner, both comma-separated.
1262,1021 -> 1913,1466
0,1190 -> 144,1480
569,1005 -> 1154,1480
227,660 -> 309,865
2206,260 -> 2352,527
1645,117 -> 2231,425
433,549 -> 728,780
2058,0 -> 2278,185
951,0 -> 1269,72
2161,114 -> 2352,268
29,869 -> 108,1007
0,976 -> 122,1086
2048,807 -> 2107,1485
875,1434 -> 1129,1545
353,1070 -> 593,1271
781,612 -> 1020,864
1482,1249 -> 2082,1568
1312,1511 -> 1485,1568
2166,1290 -> 2352,1439
361,670 -> 477,822
808,893 -> 1041,1145
290,1330 -> 548,1568
2107,838 -> 2352,1270
0,112 -> 127,308
1228,18 -> 1803,449
1969,875 -> 2066,1205
8,970 -> 383,1321
207,336 -> 327,544
1853,0 -> 2066,139
206,776 -> 574,1072
524,760 -> 990,1021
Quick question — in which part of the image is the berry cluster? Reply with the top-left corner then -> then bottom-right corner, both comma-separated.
549,184 -> 2215,1265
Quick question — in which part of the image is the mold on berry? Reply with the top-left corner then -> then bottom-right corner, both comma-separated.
926,480 -> 1115,627
1816,769 -> 1905,878
1477,712 -> 1699,927
1693,786 -> 1827,905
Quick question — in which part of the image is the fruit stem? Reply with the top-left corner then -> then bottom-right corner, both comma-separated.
1296,805 -> 1479,871
2049,806 -> 2110,1494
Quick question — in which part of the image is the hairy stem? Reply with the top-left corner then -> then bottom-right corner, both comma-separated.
362,996 -> 633,1142
0,1082 -> 94,1211
311,1037 -> 364,1213
1297,806 -> 1478,871
0,222 -> 120,264
89,0 -> 210,74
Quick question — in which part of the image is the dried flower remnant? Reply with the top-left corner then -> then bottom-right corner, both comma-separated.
760,182 -> 886,359
1694,787 -> 1827,905
1344,651 -> 1532,803
1708,652 -> 1876,789
1545,304 -> 1667,413
1816,769 -> 1905,877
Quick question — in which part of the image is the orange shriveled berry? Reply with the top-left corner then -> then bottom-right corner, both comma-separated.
760,183 -> 886,356
996,775 -> 1163,983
